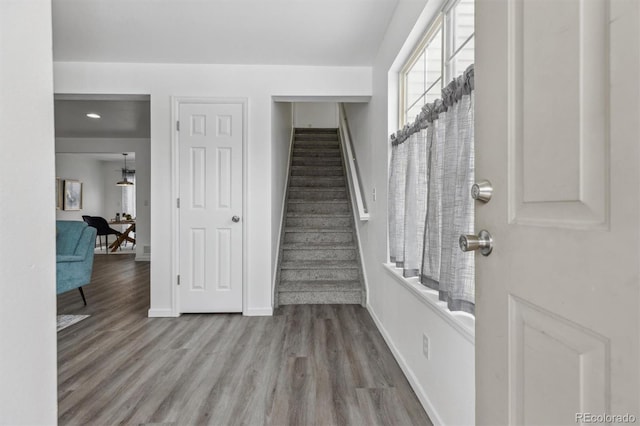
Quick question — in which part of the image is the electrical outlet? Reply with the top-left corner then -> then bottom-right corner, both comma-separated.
422,333 -> 430,359
373,187 -> 377,201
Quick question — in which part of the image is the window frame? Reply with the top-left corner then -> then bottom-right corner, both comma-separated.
399,0 -> 475,126
399,14 -> 443,126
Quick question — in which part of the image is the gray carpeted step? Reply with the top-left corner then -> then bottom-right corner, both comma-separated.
294,134 -> 339,142
278,291 -> 361,305
282,246 -> 356,261
287,200 -> 350,213
283,230 -> 353,244
286,214 -> 351,227
280,261 -> 359,281
295,128 -> 338,134
278,280 -> 360,292
288,189 -> 347,201
293,149 -> 341,158
293,141 -> 340,149
291,157 -> 342,166
290,166 -> 344,176
287,200 -> 349,214
289,176 -> 345,187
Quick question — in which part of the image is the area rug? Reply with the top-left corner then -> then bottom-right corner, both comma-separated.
57,314 -> 90,332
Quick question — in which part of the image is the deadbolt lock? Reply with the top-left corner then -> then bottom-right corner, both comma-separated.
471,179 -> 493,203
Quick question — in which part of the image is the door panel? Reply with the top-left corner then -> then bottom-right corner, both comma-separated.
178,102 -> 243,313
476,0 -> 639,424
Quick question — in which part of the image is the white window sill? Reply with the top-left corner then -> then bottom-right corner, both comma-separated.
382,263 -> 475,343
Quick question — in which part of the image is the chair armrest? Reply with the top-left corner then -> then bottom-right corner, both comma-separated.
74,226 -> 98,258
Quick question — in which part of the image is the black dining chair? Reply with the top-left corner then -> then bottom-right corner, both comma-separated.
84,216 -> 122,252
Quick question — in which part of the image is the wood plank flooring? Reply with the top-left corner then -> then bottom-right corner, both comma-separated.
57,254 -> 432,425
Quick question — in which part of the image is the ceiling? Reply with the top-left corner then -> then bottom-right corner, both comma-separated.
51,0 -> 399,66
57,152 -> 136,162
54,97 -> 150,138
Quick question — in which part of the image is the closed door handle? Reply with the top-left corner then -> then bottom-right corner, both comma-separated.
232,215 -> 240,223
459,229 -> 493,256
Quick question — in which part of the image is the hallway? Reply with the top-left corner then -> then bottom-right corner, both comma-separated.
57,255 -> 431,425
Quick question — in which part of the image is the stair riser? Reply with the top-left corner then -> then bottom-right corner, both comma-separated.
278,281 -> 360,292
283,249 -> 356,262
288,203 -> 349,214
286,217 -> 351,227
292,158 -> 342,166
289,177 -> 345,187
278,291 -> 362,305
280,268 -> 359,281
284,232 -> 353,244
294,142 -> 340,149
290,168 -> 343,176
295,134 -> 338,141
293,150 -> 341,158
288,191 -> 347,201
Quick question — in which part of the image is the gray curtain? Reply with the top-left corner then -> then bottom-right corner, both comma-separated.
388,65 -> 475,314
388,136 -> 407,267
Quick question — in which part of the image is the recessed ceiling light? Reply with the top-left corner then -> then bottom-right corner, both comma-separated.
86,113 -> 101,119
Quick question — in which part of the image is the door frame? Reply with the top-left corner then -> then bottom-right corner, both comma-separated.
170,97 -> 248,316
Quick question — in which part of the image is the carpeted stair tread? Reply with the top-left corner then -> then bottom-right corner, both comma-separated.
278,280 -> 361,292
295,128 -> 338,133
293,147 -> 340,157
286,212 -> 351,217
280,260 -> 360,270
287,199 -> 348,204
282,242 -> 355,249
284,227 -> 352,233
288,187 -> 346,193
278,292 -> 361,305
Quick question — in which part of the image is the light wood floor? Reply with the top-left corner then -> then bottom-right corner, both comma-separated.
57,254 -> 432,425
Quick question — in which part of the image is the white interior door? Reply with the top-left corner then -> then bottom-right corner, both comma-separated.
475,0 -> 640,424
178,101 -> 243,313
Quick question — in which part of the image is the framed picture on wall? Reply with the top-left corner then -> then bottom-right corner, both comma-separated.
63,179 -> 83,211
56,177 -> 63,210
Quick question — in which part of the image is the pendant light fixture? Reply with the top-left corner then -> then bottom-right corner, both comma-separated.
116,153 -> 134,186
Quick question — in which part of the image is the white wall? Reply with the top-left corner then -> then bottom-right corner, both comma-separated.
293,102 -> 338,128
344,1 -> 476,425
56,138 -> 151,261
0,1 -> 58,424
271,102 -> 293,285
53,63 -> 371,316
55,154 -> 105,221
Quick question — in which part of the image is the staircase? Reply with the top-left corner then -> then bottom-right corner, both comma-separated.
275,128 -> 365,306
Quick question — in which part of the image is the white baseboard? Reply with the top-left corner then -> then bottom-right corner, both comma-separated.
244,307 -> 273,316
135,254 -> 150,262
148,308 -> 178,318
366,303 -> 445,426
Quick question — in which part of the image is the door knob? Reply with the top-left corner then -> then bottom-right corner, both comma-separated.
459,229 -> 493,256
232,216 -> 240,223
471,179 -> 493,203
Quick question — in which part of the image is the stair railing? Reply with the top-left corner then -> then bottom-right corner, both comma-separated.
338,103 -> 369,221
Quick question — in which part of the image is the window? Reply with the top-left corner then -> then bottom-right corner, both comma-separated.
121,170 -> 136,218
400,0 -> 475,125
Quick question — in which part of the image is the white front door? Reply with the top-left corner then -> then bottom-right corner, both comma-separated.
178,101 -> 244,313
476,0 -> 640,424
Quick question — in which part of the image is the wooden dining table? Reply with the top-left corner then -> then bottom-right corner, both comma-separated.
108,220 -> 136,252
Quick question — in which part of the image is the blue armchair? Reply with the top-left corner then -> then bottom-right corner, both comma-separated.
56,220 -> 97,305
